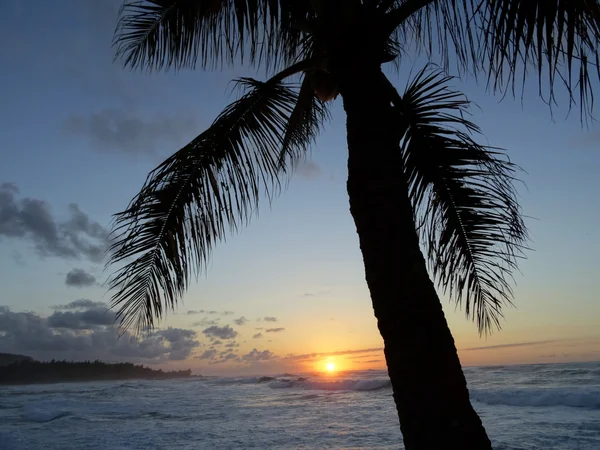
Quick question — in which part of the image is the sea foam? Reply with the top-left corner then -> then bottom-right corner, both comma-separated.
268,377 -> 391,391
470,387 -> 600,409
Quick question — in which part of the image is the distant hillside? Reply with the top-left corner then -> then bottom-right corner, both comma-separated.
0,359 -> 193,385
0,353 -> 34,366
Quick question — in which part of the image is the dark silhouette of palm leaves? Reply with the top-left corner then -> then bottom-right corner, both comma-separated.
392,0 -> 600,118
113,0 -> 315,71
480,0 -> 600,118
106,78 -> 328,333
115,1 -> 600,115
278,75 -> 326,167
108,0 -> 600,334
396,68 -> 528,334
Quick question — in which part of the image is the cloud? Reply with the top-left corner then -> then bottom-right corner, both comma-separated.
296,161 -> 322,179
64,108 -> 197,155
0,183 -> 108,262
47,307 -> 115,329
195,343 -> 274,366
192,317 -> 220,327
202,325 -> 238,340
65,268 -> 96,287
196,349 -> 217,360
242,348 -> 275,362
54,299 -> 107,310
462,340 -> 558,351
210,352 -> 240,365
233,316 -> 247,326
0,307 -> 200,363
347,354 -> 379,360
186,309 -> 233,315
252,333 -> 263,339
360,359 -> 383,364
262,317 -> 277,322
155,328 -> 200,360
286,347 -> 383,361
265,328 -> 285,333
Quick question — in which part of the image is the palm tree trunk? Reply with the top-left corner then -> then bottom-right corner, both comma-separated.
338,66 -> 493,449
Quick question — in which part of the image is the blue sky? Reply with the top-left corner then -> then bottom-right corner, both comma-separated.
0,0 -> 599,374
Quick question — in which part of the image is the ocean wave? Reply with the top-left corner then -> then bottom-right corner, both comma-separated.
470,387 -> 600,409
22,409 -> 73,423
116,382 -> 142,389
207,376 -> 268,386
268,378 -> 391,391
257,376 -> 275,383
202,370 -> 600,406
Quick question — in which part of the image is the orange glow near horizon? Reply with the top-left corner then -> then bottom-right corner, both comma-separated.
316,358 -> 342,374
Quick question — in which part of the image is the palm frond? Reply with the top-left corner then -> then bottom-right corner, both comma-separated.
387,0 -> 600,119
106,78 -> 326,334
396,68 -> 529,334
387,1 -> 478,76
278,74 -> 330,168
479,0 -> 600,120
113,0 -> 315,71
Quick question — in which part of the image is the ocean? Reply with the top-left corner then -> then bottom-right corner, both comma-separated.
1,361 -> 599,449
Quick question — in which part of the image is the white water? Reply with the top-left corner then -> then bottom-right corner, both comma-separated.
1,362 -> 599,449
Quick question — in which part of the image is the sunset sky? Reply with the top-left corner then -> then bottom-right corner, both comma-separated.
1,1 -> 599,376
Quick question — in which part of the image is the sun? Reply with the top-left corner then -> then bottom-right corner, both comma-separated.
325,362 -> 336,372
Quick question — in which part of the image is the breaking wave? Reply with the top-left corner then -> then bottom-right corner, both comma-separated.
470,387 -> 600,409
204,369 -> 600,409
268,378 -> 391,391
22,409 -> 73,423
204,373 -> 391,391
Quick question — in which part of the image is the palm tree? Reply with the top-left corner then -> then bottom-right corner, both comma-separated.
107,1 -> 599,448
